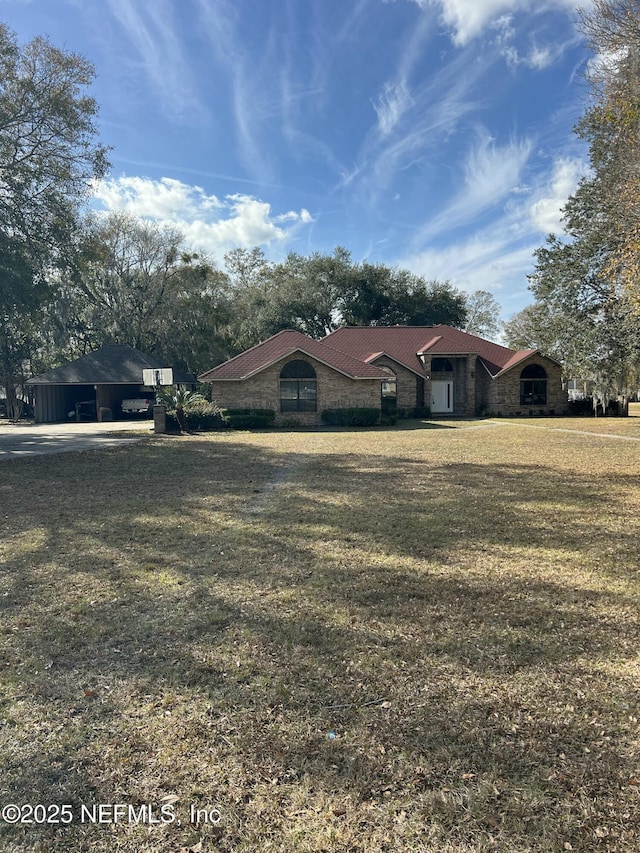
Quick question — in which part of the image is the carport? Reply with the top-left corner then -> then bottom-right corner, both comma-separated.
27,345 -> 195,423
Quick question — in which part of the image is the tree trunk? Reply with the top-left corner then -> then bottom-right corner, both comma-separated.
0,321 -> 20,421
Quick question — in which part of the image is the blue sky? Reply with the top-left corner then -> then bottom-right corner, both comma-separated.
3,0 -> 593,319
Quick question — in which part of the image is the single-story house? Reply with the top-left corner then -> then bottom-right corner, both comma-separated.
27,344 -> 195,423
198,326 -> 568,424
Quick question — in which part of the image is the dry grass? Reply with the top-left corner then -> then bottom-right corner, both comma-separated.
0,416 -> 639,852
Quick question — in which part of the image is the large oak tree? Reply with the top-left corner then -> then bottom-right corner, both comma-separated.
0,23 -> 108,417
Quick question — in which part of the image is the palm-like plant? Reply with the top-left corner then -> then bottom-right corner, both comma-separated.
157,386 -> 205,433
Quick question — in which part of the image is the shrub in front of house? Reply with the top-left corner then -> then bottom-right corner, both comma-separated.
164,401 -> 229,432
392,405 -> 431,420
568,398 -> 593,416
380,412 -> 399,426
321,407 -> 381,427
183,400 -> 229,430
409,405 -> 432,419
224,408 -> 276,429
568,397 -> 627,417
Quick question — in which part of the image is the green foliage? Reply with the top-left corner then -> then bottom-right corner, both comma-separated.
224,408 -> 276,430
157,387 -> 205,411
576,0 -> 640,306
463,290 -> 502,340
0,23 -> 108,418
409,405 -> 432,419
568,397 -> 627,417
395,406 -> 432,420
568,398 -> 594,416
321,407 -> 381,427
525,0 -> 640,395
42,212 -> 234,374
182,400 -> 228,431
155,387 -> 206,432
379,412 -> 399,426
223,246 -> 469,352
164,402 -> 228,433
337,264 -> 467,328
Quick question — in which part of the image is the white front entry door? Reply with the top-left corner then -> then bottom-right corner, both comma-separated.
431,380 -> 453,413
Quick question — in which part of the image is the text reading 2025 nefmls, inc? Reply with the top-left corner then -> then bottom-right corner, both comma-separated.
1,803 -> 222,826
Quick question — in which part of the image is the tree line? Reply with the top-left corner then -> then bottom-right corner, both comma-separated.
37,219 -> 502,380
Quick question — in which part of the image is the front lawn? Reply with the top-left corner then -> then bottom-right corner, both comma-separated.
0,420 -> 638,852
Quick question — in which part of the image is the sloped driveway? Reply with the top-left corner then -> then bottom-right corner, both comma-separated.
0,420 -> 153,461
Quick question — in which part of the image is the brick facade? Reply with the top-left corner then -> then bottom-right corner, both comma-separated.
486,356 -> 568,417
371,357 -> 424,410
423,355 -> 473,416
204,333 -> 568,423
210,354 -> 383,426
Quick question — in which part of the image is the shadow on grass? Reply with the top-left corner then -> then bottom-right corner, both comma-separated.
0,435 -> 639,852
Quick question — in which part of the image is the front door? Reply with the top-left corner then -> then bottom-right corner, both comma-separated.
431,380 -> 453,413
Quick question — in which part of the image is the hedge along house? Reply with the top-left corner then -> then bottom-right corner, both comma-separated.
27,344 -> 195,423
198,330 -> 390,426
199,326 -> 568,423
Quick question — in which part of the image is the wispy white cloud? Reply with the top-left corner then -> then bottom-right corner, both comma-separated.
374,80 -> 414,136
529,156 -> 586,233
93,176 -> 313,257
401,234 -> 537,306
431,0 -> 531,46
502,39 -> 572,70
102,0 -> 204,123
193,0 -> 315,183
464,132 -> 532,206
398,149 -> 588,315
407,0 -> 591,46
527,44 -> 554,69
342,42 -> 488,204
411,131 -> 533,243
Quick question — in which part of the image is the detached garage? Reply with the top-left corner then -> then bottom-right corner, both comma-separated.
27,345 -> 194,423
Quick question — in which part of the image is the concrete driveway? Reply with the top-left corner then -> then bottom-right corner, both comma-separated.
0,419 -> 154,461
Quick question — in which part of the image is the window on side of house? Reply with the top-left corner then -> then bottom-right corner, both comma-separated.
379,365 -> 397,410
280,359 -> 317,412
520,363 -> 547,406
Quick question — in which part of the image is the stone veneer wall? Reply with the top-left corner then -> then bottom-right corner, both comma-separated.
209,355 -> 384,425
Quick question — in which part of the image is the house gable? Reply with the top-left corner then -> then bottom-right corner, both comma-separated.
206,349 -> 386,425
198,329 -> 387,383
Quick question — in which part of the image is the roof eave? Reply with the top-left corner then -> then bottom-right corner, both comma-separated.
494,350 -> 540,378
201,345 -> 388,382
363,350 -> 427,379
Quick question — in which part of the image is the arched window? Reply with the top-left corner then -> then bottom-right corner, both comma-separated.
379,365 -> 397,410
520,363 -> 547,406
280,360 -> 317,412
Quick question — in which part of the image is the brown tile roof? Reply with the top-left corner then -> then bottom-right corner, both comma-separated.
323,325 -> 537,377
198,329 -> 389,381
494,350 -> 542,376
